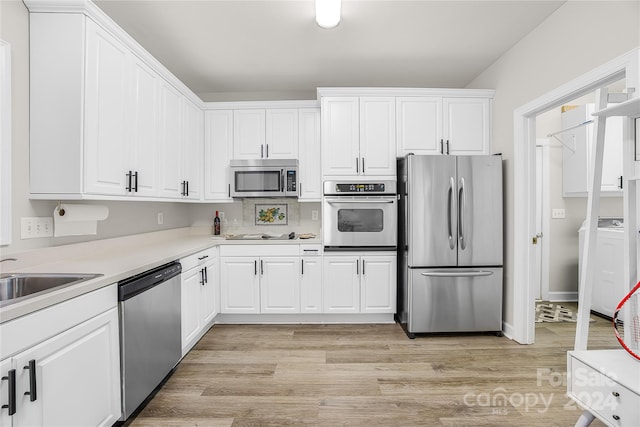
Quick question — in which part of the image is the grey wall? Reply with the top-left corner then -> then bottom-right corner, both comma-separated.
0,0 -> 191,255
466,1 -> 639,326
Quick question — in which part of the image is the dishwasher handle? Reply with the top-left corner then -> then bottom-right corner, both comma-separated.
118,261 -> 182,301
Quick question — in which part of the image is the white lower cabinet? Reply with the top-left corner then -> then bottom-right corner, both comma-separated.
219,245 -> 321,314
220,256 -> 261,313
323,254 -> 396,314
0,296 -> 121,427
180,248 -> 218,354
260,257 -> 300,313
300,250 -> 323,313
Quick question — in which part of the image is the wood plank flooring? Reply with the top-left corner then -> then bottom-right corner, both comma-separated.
127,309 -> 617,426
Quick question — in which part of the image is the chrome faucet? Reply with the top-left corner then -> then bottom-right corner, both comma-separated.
0,258 -> 17,263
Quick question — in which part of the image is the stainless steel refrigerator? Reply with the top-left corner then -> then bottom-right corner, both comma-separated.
397,154 -> 503,338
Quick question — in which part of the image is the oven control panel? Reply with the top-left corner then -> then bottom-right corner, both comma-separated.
323,180 -> 397,195
335,183 -> 385,193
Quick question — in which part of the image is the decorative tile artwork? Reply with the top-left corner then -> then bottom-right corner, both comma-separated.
255,204 -> 288,225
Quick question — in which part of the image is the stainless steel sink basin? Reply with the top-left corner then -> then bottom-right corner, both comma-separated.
0,273 -> 103,307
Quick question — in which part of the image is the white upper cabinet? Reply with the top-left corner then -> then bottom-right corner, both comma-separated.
562,104 -> 624,197
28,8 -> 204,201
182,99 -> 203,200
128,56 -> 160,197
298,108 -> 322,201
266,109 -> 299,159
443,97 -> 491,155
396,97 -> 442,155
158,81 -> 184,199
359,97 -> 396,176
233,108 -> 299,159
322,96 -> 396,176
83,19 -> 129,196
396,96 -> 491,156
233,109 -> 266,159
204,110 -> 233,201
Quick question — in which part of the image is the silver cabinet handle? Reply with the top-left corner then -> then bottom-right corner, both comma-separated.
261,145 -> 264,158
356,158 -> 359,173
266,144 -> 269,158
458,176 -> 466,250
362,157 -> 365,174
421,270 -> 494,277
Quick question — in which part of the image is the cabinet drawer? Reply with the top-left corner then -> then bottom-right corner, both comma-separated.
219,244 -> 299,257
300,244 -> 322,256
181,247 -> 217,272
568,357 -> 640,427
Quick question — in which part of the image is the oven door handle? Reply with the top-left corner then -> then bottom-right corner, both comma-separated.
325,199 -> 395,204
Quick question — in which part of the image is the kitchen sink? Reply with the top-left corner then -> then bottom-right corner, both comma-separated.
0,273 -> 103,307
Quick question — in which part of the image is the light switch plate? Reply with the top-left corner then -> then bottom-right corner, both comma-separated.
551,208 -> 566,219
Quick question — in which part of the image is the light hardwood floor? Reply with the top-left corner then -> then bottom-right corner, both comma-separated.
127,309 -> 617,426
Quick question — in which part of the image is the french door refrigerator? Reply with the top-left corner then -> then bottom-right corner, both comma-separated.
397,154 -> 503,338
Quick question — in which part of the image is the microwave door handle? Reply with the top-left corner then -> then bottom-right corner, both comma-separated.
280,170 -> 284,192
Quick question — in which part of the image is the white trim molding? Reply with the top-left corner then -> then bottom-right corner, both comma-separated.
512,47 -> 639,344
0,40 -> 11,246
316,87 -> 495,99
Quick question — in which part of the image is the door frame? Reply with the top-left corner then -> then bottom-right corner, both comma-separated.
512,48 -> 639,344
535,140 -> 551,301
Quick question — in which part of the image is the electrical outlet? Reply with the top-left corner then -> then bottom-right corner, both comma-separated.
551,208 -> 566,219
37,217 -> 53,237
157,212 -> 164,225
219,211 -> 225,219
21,217 -> 53,239
21,217 -> 36,239
311,210 -> 318,221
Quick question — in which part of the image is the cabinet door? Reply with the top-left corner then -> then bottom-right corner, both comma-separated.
600,115 -> 623,194
323,256 -> 360,313
201,259 -> 218,325
13,308 -> 121,427
322,97 -> 360,176
300,257 -> 322,313
0,358 -> 12,426
204,110 -> 233,200
260,257 -> 300,313
443,97 -> 490,155
84,20 -> 129,195
266,109 -> 298,158
361,255 -> 396,313
181,267 -> 201,352
359,97 -> 396,176
182,99 -> 203,200
129,56 -> 159,197
233,109 -> 266,159
220,257 -> 260,313
158,81 -> 184,198
396,97 -> 442,156
298,108 -> 322,200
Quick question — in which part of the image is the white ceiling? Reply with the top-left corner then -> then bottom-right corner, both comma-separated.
94,0 -> 567,101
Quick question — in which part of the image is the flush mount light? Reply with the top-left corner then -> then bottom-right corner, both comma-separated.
316,0 -> 341,29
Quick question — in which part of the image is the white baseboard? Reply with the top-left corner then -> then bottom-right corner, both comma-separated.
546,291 -> 578,302
502,321 -> 515,340
213,313 -> 396,324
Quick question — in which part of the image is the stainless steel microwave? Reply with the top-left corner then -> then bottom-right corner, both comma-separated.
229,159 -> 298,198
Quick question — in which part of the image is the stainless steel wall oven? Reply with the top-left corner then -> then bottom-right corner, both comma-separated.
323,180 -> 397,251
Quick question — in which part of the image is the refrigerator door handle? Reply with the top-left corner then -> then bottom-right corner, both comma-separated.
421,270 -> 494,277
447,177 -> 456,250
458,177 -> 466,250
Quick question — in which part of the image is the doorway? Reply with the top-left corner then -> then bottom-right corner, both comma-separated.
512,48 -> 639,345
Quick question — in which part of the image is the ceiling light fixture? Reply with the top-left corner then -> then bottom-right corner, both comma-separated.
316,0 -> 341,29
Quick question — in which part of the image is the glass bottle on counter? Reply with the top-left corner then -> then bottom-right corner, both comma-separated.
213,211 -> 221,235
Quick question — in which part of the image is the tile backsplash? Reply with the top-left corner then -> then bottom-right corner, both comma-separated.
189,199 -> 321,236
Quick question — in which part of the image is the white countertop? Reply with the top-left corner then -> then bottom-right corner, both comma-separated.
0,228 -> 321,323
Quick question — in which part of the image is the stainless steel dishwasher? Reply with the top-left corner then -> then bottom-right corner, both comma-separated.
118,261 -> 182,420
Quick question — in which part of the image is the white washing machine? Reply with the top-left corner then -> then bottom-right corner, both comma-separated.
578,218 -> 624,318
